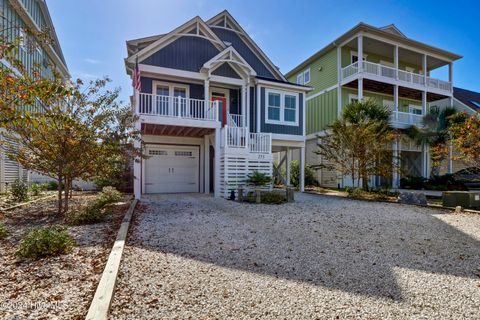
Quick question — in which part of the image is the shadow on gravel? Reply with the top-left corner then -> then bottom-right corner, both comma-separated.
130,194 -> 480,301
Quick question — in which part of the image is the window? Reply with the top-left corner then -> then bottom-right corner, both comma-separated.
296,74 -> 303,85
284,95 -> 296,122
267,92 -> 281,121
348,94 -> 358,103
303,68 -> 310,84
152,81 -> 189,116
175,151 -> 193,157
350,51 -> 367,64
409,105 -> 422,115
265,89 -> 299,125
149,150 -> 167,156
296,68 -> 310,85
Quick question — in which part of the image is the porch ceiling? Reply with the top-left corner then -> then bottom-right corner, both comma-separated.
142,123 -> 214,137
345,79 -> 448,102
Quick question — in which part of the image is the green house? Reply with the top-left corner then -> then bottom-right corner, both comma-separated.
286,23 -> 467,188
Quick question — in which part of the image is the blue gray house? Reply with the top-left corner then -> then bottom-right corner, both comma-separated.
125,10 -> 310,198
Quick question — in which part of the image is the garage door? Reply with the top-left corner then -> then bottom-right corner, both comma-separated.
145,145 -> 199,193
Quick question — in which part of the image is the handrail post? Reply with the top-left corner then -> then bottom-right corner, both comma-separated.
177,96 -> 181,118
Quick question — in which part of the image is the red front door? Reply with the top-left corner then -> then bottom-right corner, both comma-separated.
211,96 -> 227,126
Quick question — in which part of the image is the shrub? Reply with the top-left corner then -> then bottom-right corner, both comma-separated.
400,175 -> 427,189
46,180 -> 59,191
347,188 -> 365,199
261,191 -> 286,204
29,182 -> 45,196
289,160 -> 317,188
0,220 -> 8,239
10,179 -> 29,202
246,171 -> 272,187
96,186 -> 122,207
17,226 -> 75,260
67,202 -> 105,225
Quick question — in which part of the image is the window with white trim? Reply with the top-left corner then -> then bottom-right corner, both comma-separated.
296,68 -> 310,85
351,51 -> 367,64
348,94 -> 358,103
266,89 -> 299,125
409,105 -> 422,115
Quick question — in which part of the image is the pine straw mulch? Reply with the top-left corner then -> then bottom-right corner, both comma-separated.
0,192 -> 131,320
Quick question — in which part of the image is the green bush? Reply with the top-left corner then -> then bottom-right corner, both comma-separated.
45,180 -> 59,191
0,220 -> 8,239
10,179 -> 29,202
246,171 -> 272,187
67,202 -> 105,225
261,191 -> 286,204
347,188 -> 365,199
17,226 -> 75,260
96,186 -> 122,207
29,182 -> 45,196
289,160 -> 317,188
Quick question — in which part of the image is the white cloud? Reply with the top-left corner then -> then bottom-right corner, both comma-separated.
84,58 -> 101,64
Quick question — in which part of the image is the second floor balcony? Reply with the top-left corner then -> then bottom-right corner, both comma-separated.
342,61 -> 452,94
390,110 -> 423,129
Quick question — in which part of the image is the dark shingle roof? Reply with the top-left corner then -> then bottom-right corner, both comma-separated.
454,87 -> 480,112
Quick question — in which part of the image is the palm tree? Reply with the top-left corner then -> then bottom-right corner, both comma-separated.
406,106 -> 457,177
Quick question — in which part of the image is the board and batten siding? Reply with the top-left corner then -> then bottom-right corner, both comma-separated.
211,28 -> 275,79
306,88 -> 338,134
260,87 -> 303,135
141,36 -> 219,72
288,49 -> 338,96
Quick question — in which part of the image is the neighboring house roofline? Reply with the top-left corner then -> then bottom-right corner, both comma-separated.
8,0 -> 70,78
206,10 -> 286,81
286,22 -> 462,78
452,87 -> 480,112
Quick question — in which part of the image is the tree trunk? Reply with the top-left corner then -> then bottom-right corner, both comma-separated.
63,178 -> 70,214
57,174 -> 63,216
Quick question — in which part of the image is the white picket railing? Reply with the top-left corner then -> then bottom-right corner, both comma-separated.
390,111 -> 423,127
223,126 -> 248,148
249,132 -> 272,154
341,61 -> 452,93
137,93 -> 218,121
227,113 -> 244,127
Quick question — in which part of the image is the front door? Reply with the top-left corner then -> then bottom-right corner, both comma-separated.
211,95 -> 227,126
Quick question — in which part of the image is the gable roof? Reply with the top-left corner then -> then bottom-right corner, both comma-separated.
286,22 -> 462,78
126,16 -> 226,65
206,10 -> 286,81
380,24 -> 406,37
453,87 -> 480,112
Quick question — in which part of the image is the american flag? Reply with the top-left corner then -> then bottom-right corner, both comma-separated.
132,55 -> 141,91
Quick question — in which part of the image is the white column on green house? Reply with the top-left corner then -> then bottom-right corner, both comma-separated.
449,62 -> 453,93
394,45 -> 399,79
285,148 -> 291,186
422,90 -> 427,119
300,146 -> 305,192
422,143 -> 429,178
422,54 -> 428,85
394,85 -> 399,120
357,35 -> 364,100
337,46 -> 342,117
214,128 -> 221,198
392,138 -> 399,189
204,134 -> 210,194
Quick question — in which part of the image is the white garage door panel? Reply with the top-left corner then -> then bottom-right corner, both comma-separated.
145,145 -> 199,193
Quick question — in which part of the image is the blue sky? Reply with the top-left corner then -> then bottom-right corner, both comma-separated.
48,0 -> 479,104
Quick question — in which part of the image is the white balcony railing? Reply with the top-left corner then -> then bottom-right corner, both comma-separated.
222,126 -> 271,154
249,132 -> 272,154
137,93 -> 218,121
341,61 -> 452,93
227,113 -> 244,127
390,111 -> 423,127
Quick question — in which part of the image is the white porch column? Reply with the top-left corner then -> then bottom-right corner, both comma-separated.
300,146 -> 305,192
133,120 -> 142,200
204,134 -> 210,194
392,138 -> 399,189
394,45 -> 399,79
337,46 -> 343,117
394,85 -> 399,113
358,78 -> 364,101
214,128 -> 221,198
422,54 -> 428,85
422,91 -> 427,117
357,35 -> 363,70
448,139 -> 453,174
241,81 -> 247,127
422,143 -> 429,178
204,78 -> 210,103
285,148 -> 291,186
246,78 -> 250,128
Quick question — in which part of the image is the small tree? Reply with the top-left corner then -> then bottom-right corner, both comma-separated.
450,112 -> 480,169
246,171 -> 272,187
315,99 -> 395,190
406,107 -> 457,177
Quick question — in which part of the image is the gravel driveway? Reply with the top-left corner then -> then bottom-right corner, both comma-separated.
110,193 -> 480,319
